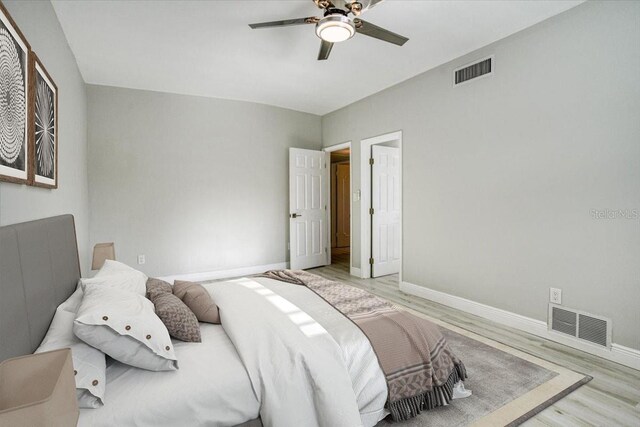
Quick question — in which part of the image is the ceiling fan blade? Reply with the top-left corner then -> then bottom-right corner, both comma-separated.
249,17 -> 318,29
355,19 -> 408,46
318,40 -> 334,60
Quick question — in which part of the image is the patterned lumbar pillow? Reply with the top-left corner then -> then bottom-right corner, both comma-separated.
146,277 -> 172,298
148,290 -> 201,342
74,284 -> 178,371
173,280 -> 220,324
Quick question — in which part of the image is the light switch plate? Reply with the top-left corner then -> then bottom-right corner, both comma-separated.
549,288 -> 562,304
353,190 -> 361,202
138,254 -> 146,265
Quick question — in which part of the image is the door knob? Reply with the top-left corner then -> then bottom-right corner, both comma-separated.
290,213 -> 302,218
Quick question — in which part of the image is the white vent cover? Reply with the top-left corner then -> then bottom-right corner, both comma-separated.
453,55 -> 494,86
548,304 -> 611,348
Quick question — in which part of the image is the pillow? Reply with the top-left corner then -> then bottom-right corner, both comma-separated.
95,259 -> 144,277
74,284 -> 178,371
37,309 -> 106,409
58,286 -> 85,313
79,260 -> 147,295
173,280 -> 220,324
146,277 -> 172,298
148,291 -> 201,342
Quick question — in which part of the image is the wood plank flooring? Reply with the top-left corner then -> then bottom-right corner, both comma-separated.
308,261 -> 640,427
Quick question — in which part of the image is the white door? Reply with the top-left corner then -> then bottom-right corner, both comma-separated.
371,145 -> 400,277
289,148 -> 328,270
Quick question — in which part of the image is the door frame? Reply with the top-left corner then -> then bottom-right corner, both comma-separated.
323,141 -> 352,272
360,131 -> 403,281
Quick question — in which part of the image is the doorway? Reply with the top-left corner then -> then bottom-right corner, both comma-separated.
324,142 -> 352,273
330,149 -> 350,268
360,131 -> 402,281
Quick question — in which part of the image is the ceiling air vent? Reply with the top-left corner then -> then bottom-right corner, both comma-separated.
548,304 -> 611,348
453,56 -> 493,86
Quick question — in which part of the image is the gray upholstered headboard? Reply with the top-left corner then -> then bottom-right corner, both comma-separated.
0,215 -> 81,362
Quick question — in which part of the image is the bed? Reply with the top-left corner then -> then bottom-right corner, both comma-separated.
0,215 -> 466,427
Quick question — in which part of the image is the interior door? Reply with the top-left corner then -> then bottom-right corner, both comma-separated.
336,163 -> 350,247
289,148 -> 328,270
371,145 -> 400,277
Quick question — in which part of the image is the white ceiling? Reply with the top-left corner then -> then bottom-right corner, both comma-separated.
52,0 -> 582,115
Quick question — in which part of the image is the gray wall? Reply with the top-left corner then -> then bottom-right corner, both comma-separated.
87,85 -> 321,278
0,1 -> 89,273
322,1 -> 640,349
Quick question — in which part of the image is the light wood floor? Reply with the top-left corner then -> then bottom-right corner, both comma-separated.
308,261 -> 640,427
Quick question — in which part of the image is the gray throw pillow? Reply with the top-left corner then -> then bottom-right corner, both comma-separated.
148,290 -> 201,342
173,280 -> 220,324
146,278 -> 172,298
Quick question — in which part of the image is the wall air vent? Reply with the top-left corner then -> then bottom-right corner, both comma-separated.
548,304 -> 611,348
551,306 -> 577,336
453,56 -> 493,86
578,314 -> 609,347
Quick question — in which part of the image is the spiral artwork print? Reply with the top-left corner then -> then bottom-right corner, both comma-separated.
0,10 -> 28,182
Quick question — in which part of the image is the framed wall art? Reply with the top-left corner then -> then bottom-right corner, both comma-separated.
29,53 -> 57,188
0,2 -> 31,184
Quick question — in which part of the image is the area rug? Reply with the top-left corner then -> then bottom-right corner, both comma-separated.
375,307 -> 591,426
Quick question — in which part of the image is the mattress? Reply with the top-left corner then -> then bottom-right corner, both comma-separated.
78,323 -> 260,427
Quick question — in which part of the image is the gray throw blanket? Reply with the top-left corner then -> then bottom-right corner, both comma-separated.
256,270 -> 467,421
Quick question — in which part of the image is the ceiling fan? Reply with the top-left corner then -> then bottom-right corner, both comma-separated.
248,0 -> 409,60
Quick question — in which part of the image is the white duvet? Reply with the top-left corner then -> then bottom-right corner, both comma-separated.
205,277 -> 388,427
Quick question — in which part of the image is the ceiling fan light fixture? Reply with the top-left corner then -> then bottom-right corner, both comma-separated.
315,15 -> 355,43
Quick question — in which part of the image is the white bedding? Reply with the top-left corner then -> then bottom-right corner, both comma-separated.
79,276 -> 388,427
205,277 -> 388,427
78,323 -> 260,427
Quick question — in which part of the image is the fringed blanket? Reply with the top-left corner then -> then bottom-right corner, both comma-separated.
257,269 -> 468,421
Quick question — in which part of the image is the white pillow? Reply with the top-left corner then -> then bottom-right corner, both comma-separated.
79,260 -> 147,295
37,308 -> 106,409
95,259 -> 145,277
58,286 -> 84,313
74,284 -> 178,371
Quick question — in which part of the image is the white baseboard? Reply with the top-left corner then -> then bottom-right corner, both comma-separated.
159,262 -> 289,284
400,281 -> 640,371
611,344 -> 640,371
350,267 -> 361,277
